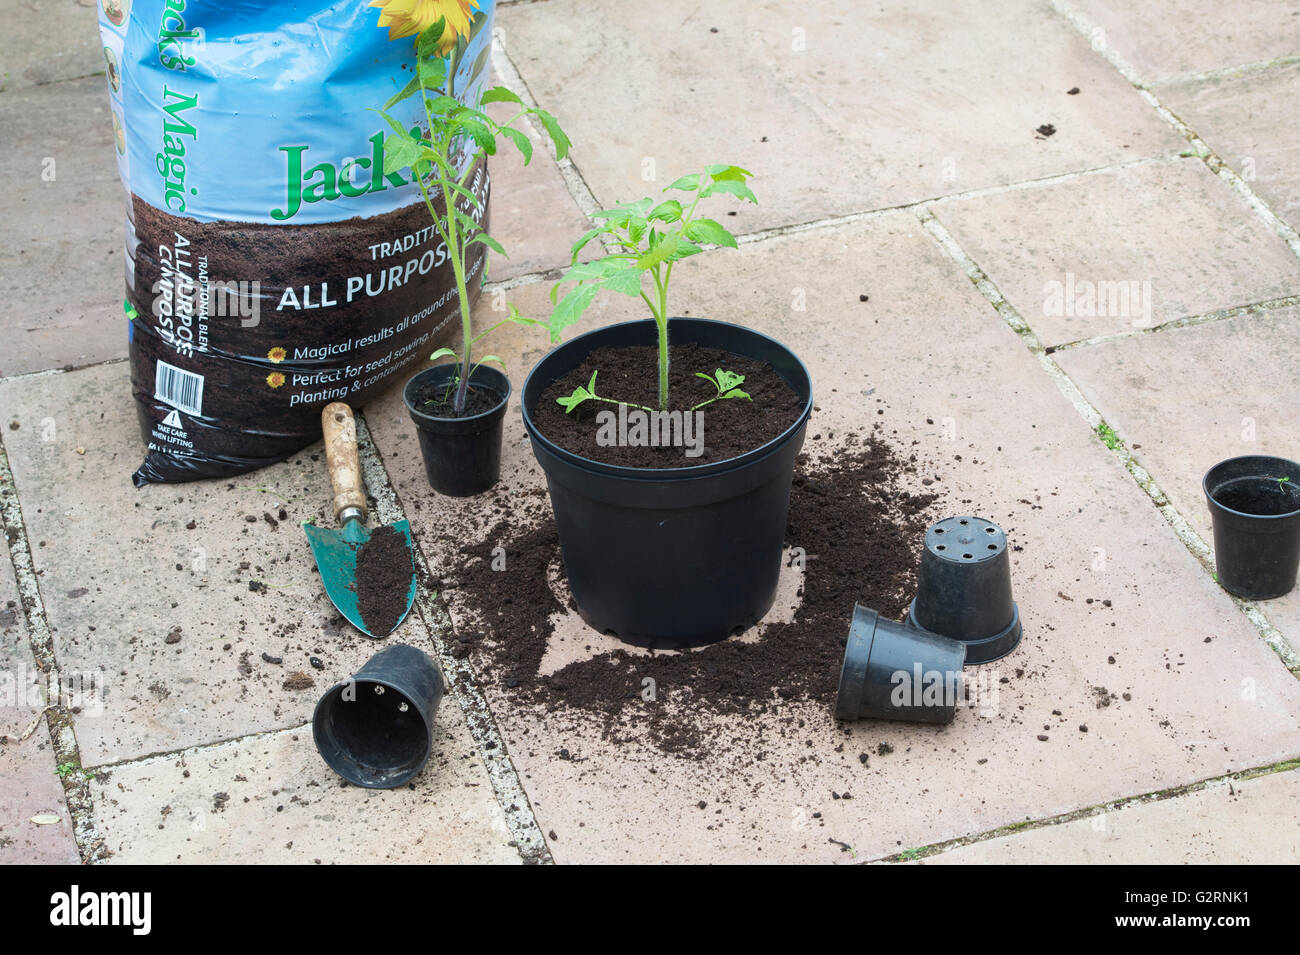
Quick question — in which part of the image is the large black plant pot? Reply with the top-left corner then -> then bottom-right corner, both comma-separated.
521,318 -> 813,649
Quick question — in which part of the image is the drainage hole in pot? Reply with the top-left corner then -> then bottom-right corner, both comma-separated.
987,544 -> 997,550
986,527 -> 996,534
936,544 -> 946,551
398,701 -> 409,712
373,686 -> 385,695
959,519 -> 969,525
962,553 -> 973,559
935,527 -> 945,534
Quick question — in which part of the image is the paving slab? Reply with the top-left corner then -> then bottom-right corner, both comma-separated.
918,767 -> 1300,863
933,158 -> 1300,346
485,73 -> 594,282
1069,0 -> 1300,85
91,718 -> 518,864
365,211 -> 1300,863
1159,63 -> 1300,229
0,362 -> 447,766
0,76 -> 125,376
0,0 -> 104,91
500,0 -> 1184,234
0,543 -> 80,863
1055,306 -> 1300,653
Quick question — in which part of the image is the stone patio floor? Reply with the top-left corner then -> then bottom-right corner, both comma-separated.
1,0 -> 1298,864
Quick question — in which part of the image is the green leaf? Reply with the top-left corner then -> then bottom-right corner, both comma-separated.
714,369 -> 746,393
556,371 -> 599,413
684,218 -> 738,248
534,109 -> 571,160
469,232 -> 507,256
667,239 -> 702,261
701,179 -> 758,204
373,108 -> 412,140
429,347 -> 458,362
481,86 -> 524,106
601,266 -> 643,296
665,174 -> 701,192
417,56 -> 447,89
382,133 -> 421,176
549,283 -> 601,342
498,126 -> 533,165
704,164 -> 753,182
417,19 -> 447,58
647,199 -> 682,223
384,75 -> 421,109
694,371 -> 718,388
476,355 -> 506,369
506,303 -> 543,326
569,226 -> 604,263
425,94 -> 461,117
636,232 -> 681,269
453,117 -> 495,155
722,388 -> 751,401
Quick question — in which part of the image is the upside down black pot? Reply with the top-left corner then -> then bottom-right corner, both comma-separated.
521,318 -> 813,648
403,363 -> 510,497
312,644 -> 444,789
1204,455 -> 1300,600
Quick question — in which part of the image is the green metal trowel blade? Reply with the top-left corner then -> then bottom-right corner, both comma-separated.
303,518 -> 416,638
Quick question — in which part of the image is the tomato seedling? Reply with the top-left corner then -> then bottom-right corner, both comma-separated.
548,165 -> 757,412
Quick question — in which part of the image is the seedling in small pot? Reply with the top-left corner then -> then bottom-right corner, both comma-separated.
547,165 -> 757,412
375,17 -> 569,415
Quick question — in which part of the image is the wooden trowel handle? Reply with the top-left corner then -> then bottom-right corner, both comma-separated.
322,402 -> 368,524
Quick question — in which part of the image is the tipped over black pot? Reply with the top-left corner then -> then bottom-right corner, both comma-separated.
403,363 -> 510,497
836,604 -> 966,724
521,318 -> 812,649
1204,455 -> 1300,600
312,644 -> 444,789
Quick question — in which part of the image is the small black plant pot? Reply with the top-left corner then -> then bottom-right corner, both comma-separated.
403,363 -> 510,497
835,604 -> 966,723
1204,455 -> 1300,600
906,516 -> 1023,664
312,644 -> 444,789
521,318 -> 813,648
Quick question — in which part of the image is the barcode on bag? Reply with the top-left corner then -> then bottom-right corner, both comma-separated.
154,361 -> 204,416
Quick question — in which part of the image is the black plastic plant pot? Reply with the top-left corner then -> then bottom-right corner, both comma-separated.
835,604 -> 966,724
403,363 -> 510,497
520,318 -> 813,648
1204,455 -> 1300,600
312,644 -> 444,789
907,516 -> 1023,664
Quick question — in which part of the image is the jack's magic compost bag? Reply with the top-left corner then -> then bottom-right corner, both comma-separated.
98,0 -> 495,485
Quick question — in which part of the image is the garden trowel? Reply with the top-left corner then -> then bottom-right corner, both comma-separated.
303,403 -> 416,638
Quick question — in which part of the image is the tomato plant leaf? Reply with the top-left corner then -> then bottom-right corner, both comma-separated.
684,218 -> 738,248
701,179 -> 758,203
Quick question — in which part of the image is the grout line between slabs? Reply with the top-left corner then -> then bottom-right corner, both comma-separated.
490,27 -> 604,223
352,413 -> 554,865
0,438 -> 105,862
1044,293 -> 1300,355
917,208 -> 1300,674
1155,53 -> 1300,88
1050,0 -> 1300,262
871,757 -> 1300,864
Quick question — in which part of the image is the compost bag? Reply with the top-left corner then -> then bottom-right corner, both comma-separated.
98,0 -> 496,485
